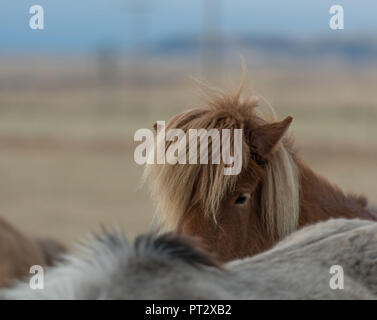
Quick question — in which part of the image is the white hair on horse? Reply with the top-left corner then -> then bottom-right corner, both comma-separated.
1,219 -> 376,300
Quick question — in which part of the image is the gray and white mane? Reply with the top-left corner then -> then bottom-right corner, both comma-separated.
1,219 -> 376,300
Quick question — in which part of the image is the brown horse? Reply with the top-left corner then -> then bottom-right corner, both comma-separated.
143,84 -> 377,262
0,217 -> 66,287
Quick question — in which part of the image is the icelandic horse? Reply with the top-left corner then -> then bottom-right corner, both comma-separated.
143,80 -> 377,262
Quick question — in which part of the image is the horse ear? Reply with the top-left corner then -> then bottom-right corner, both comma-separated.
153,122 -> 157,133
251,116 -> 293,156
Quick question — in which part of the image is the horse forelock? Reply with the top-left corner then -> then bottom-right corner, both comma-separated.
143,91 -> 257,227
261,142 -> 300,240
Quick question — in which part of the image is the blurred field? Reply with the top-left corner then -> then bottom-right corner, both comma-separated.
0,56 -> 376,247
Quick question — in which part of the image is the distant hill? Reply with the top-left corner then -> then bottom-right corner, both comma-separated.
153,35 -> 377,62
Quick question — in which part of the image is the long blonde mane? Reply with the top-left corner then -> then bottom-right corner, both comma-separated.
142,85 -> 300,240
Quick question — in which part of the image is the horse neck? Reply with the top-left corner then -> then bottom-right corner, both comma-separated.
295,157 -> 377,226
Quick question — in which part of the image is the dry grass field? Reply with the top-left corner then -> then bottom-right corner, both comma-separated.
0,56 -> 376,248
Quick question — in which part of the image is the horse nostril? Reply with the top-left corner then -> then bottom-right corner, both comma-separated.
234,192 -> 250,205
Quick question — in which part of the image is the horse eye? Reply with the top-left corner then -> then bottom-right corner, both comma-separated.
234,192 -> 250,205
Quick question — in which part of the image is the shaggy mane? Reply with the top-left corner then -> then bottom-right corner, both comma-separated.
143,84 -> 300,240
91,228 -> 219,269
134,232 -> 219,268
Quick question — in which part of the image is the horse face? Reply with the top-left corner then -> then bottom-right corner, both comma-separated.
178,165 -> 270,262
177,116 -> 294,262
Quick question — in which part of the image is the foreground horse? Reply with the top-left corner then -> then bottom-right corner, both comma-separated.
0,217 -> 66,288
143,87 -> 377,261
1,219 -> 376,299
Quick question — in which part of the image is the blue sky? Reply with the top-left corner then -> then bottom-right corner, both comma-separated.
1,0 -> 377,53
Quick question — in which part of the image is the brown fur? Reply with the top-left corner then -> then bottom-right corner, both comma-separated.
144,85 -> 377,262
0,217 -> 66,287
296,159 -> 375,225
